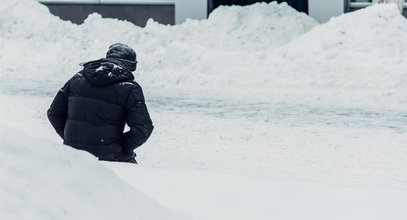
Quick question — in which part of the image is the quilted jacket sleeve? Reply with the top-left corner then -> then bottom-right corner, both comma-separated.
47,81 -> 70,139
121,84 -> 154,151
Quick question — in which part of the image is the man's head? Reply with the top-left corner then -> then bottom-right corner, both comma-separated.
106,43 -> 137,71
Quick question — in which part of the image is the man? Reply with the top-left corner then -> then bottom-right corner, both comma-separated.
47,43 -> 153,164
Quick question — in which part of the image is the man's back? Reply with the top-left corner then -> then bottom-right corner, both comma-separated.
48,44 -> 153,163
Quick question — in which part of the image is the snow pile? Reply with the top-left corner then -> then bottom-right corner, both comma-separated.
148,2 -> 317,52
0,125 -> 187,220
273,4 -> 407,90
251,3 -> 407,107
136,2 -> 317,87
0,0 -> 317,90
373,0 -> 404,13
0,0 -> 73,41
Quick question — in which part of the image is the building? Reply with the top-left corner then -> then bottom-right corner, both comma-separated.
37,0 -> 208,26
37,0 -> 406,26
310,0 -> 406,23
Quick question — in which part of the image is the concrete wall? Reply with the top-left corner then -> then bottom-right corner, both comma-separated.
40,2 -> 175,26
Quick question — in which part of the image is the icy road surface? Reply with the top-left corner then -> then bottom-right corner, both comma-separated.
149,96 -> 407,132
1,81 -> 406,133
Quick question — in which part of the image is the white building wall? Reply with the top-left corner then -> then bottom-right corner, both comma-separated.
308,0 -> 345,23
174,0 -> 207,24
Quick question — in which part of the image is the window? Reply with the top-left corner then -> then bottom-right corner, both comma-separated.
346,0 -> 406,12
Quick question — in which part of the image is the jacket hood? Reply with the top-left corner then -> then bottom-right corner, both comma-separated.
81,58 -> 135,86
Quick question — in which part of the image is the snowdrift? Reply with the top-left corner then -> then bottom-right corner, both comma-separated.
0,125 -> 188,220
274,4 -> 407,90
258,4 -> 407,107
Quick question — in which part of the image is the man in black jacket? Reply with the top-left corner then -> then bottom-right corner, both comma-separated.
47,43 -> 153,163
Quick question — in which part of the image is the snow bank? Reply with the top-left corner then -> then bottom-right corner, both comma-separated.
152,2 -> 317,52
0,124 -> 188,220
273,4 -> 407,90
254,4 -> 407,107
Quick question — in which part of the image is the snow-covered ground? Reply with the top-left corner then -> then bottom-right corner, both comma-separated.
1,0 -> 407,219
0,124 -> 189,220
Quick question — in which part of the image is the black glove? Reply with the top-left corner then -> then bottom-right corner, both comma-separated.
124,151 -> 137,164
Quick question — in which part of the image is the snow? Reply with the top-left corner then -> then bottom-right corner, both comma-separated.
1,0 -> 407,219
269,3 -> 407,108
1,2 -> 406,109
0,124 -> 189,220
373,0 -> 405,13
96,66 -> 104,72
105,164 -> 407,220
0,0 -> 318,96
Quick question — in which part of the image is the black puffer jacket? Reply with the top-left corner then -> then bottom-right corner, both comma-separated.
47,58 -> 153,161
